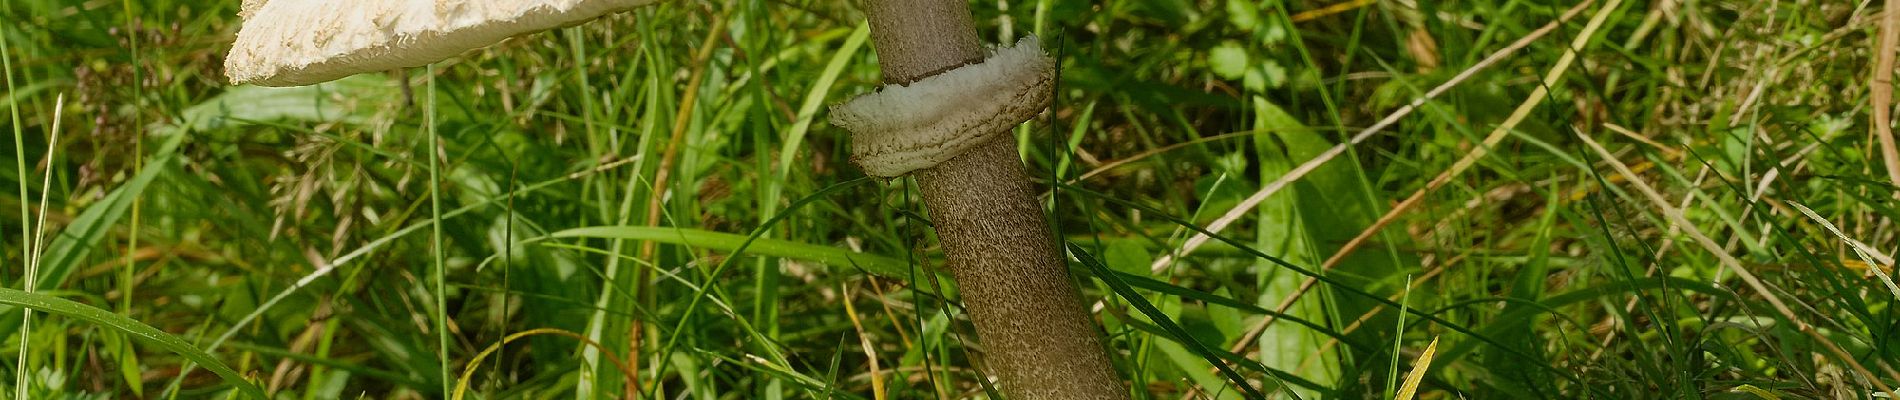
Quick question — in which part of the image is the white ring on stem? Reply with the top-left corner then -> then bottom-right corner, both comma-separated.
831,35 -> 1055,178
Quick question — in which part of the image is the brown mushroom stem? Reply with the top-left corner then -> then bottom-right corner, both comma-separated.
861,1 -> 1126,398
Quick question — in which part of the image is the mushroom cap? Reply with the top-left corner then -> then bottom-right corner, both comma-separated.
830,36 -> 1055,178
227,0 -> 655,87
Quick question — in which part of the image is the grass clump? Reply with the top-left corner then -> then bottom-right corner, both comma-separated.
2,0 -> 1900,398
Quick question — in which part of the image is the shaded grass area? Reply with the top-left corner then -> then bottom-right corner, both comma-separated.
3,0 -> 1900,398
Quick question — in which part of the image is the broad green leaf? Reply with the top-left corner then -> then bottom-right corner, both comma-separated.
174,74 -> 399,136
1210,43 -> 1249,80
1250,97 -> 1338,398
1103,239 -> 1152,275
1484,182 -> 1564,392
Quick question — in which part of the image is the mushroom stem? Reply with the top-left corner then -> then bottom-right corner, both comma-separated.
861,1 -> 1126,398
916,141 -> 1128,399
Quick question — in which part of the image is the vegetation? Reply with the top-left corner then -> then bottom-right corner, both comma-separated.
3,0 -> 1898,398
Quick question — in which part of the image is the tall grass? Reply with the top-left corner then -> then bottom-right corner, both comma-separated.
4,0 -> 1900,398
3,5 -> 32,395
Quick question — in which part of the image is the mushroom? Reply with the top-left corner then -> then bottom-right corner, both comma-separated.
226,0 -> 654,86
830,35 -> 1054,178
226,0 -> 1127,398
828,1 -> 1127,398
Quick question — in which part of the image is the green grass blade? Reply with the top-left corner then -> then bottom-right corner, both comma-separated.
11,131 -> 183,293
426,61 -> 453,400
1058,182 -> 1601,394
1103,268 -> 1369,352
3,15 -> 29,396
1070,242 -> 1268,399
0,287 -> 265,398
543,226 -> 913,280
772,22 -> 867,180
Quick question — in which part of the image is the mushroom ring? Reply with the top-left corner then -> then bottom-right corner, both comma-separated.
829,35 -> 1055,178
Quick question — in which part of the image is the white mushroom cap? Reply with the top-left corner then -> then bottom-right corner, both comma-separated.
227,0 -> 656,87
830,35 -> 1055,178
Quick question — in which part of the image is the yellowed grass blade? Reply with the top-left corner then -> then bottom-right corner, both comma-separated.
1396,336 -> 1440,400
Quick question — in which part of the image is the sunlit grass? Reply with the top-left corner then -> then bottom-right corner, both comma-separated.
4,0 -> 1900,398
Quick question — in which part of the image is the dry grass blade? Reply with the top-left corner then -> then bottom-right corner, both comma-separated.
17,93 -> 62,399
1395,336 -> 1439,400
26,0 -> 1900,397
1288,0 -> 1377,23
452,328 -> 637,400
629,13 -> 732,396
1321,0 -> 1624,285
1150,0 -> 1596,272
841,283 -> 888,399
1872,0 -> 1900,188
1575,131 -> 1896,396
1787,201 -> 1900,299
1219,0 -> 1615,363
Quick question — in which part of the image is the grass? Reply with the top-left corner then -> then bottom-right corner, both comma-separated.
5,0 -> 1900,398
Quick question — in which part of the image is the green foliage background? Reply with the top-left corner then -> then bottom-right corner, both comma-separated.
1,0 -> 1896,398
